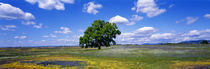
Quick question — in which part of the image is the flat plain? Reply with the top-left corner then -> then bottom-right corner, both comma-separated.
0,44 -> 210,69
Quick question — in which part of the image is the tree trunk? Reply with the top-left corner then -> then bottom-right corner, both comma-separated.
98,42 -> 101,50
98,46 -> 101,50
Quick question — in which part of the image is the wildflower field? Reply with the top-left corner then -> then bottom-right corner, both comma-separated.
0,44 -> 210,69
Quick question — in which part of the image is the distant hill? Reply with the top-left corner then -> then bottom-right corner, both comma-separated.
180,40 -> 210,44
142,43 -> 163,45
142,40 -> 210,45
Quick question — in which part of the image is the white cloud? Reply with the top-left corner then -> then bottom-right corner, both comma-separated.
42,34 -> 57,38
125,22 -> 136,26
42,35 -> 49,38
41,40 -> 46,42
109,15 -> 129,24
168,4 -> 175,8
14,35 -> 27,39
25,0 -> 74,10
57,39 -> 74,42
83,2 -> 102,15
204,14 -> 210,19
0,2 -> 35,20
55,27 -> 71,34
118,27 -> 157,39
56,35 -> 80,45
116,27 -> 157,44
49,34 -> 57,38
181,29 -> 210,41
22,21 -> 36,25
33,23 -> 43,29
109,15 -> 143,25
130,14 -> 143,22
188,30 -> 200,36
0,25 -> 16,31
131,7 -> 136,11
78,29 -> 84,32
133,0 -> 166,18
135,27 -> 157,34
116,28 -> 210,44
148,33 -> 176,43
186,17 -> 199,24
176,16 -> 199,24
61,0 -> 74,3
150,33 -> 175,39
22,21 -> 43,29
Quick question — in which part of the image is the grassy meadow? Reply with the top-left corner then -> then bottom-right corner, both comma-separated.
0,44 -> 210,69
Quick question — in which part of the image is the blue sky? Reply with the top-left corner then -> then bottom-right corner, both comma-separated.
0,0 -> 210,47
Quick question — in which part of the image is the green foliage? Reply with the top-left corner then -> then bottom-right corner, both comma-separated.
79,20 -> 121,49
200,40 -> 208,44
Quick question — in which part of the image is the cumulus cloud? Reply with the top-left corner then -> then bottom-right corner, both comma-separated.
204,14 -> 210,19
180,29 -> 210,41
132,0 -> 166,18
109,15 -> 129,24
135,27 -> 157,33
55,27 -> 71,34
14,35 -> 27,39
116,27 -> 210,44
83,2 -> 102,15
116,27 -> 157,44
0,2 -> 35,20
150,33 -> 175,39
25,0 -> 74,10
129,27 -> 157,37
117,27 -> 156,41
0,25 -> 16,31
109,15 -> 143,25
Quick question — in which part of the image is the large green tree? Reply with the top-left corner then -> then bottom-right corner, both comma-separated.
79,20 -> 121,50
200,40 -> 208,44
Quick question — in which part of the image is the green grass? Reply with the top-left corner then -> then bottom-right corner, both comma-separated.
0,44 -> 210,69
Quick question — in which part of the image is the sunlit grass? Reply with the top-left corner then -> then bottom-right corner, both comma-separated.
170,60 -> 210,69
0,55 -> 142,69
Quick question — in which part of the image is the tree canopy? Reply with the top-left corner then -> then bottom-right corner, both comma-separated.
79,20 -> 121,50
200,40 -> 209,44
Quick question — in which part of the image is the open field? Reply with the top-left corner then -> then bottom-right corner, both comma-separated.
0,44 -> 210,69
